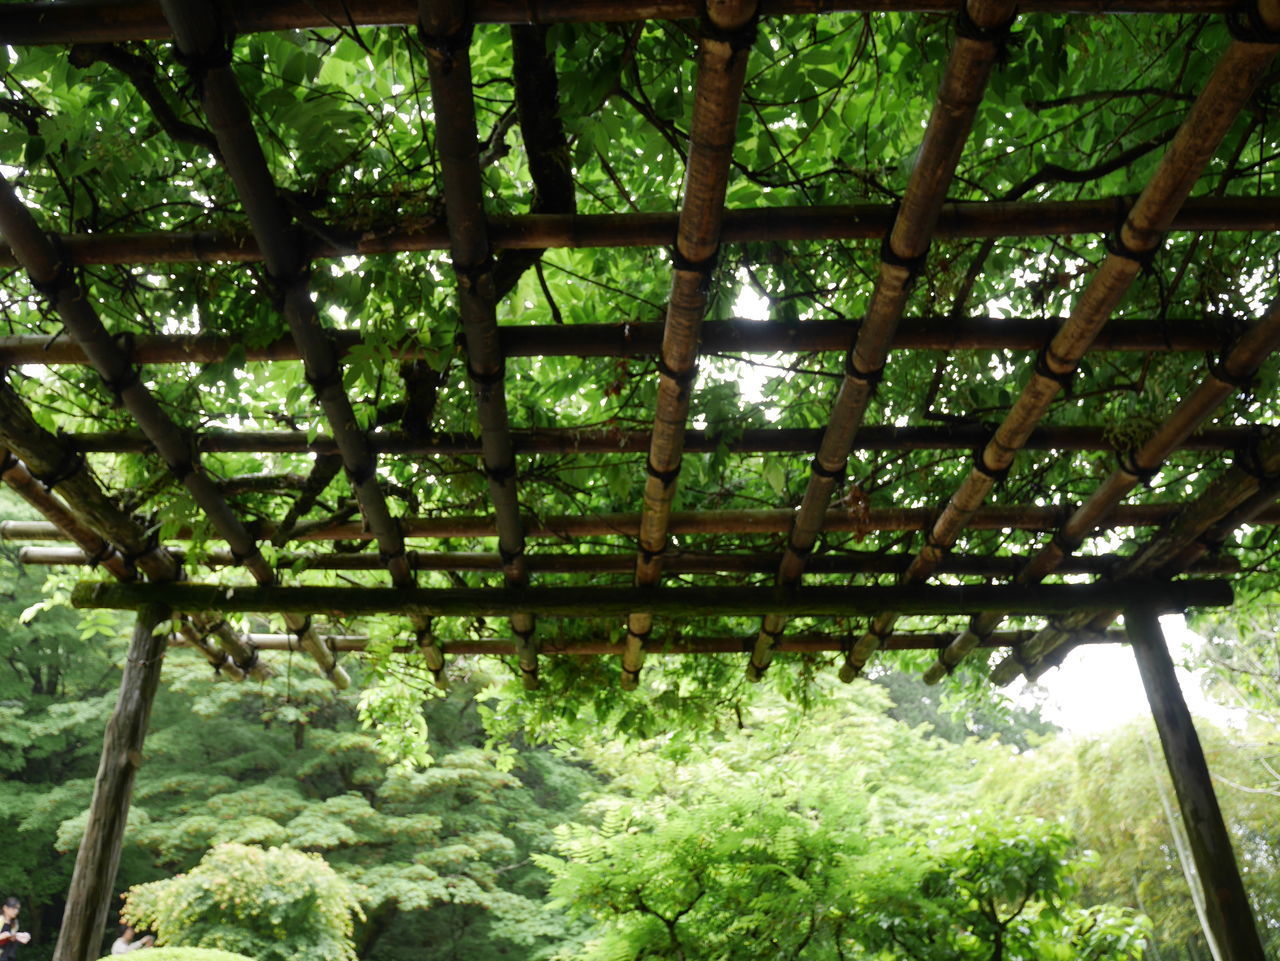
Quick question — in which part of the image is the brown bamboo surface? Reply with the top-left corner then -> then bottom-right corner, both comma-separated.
421,0 -> 535,685
750,0 -> 1016,680
61,423 -> 1265,457
195,628 -> 1128,655
0,317 -> 1231,367
9,501 -> 1280,545
989,428 -> 1280,685
0,0 -> 1246,45
15,545 -> 1241,578
624,0 -> 758,687
841,26 -> 1280,683
6,198 -> 1280,268
924,292 -> 1280,684
0,174 -> 335,686
70,578 -> 1233,618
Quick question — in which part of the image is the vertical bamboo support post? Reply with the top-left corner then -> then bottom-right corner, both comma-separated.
1127,606 -> 1267,961
622,0 -> 758,688
847,6 -> 1280,682
752,0 -> 1016,681
53,604 -> 169,961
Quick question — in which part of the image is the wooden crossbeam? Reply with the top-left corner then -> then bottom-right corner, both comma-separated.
54,423 -> 1272,457
844,21 -> 1280,681
623,0 -> 759,687
17,545 -> 1242,578
70,579 -> 1234,618
751,0 -> 1016,680
0,0 -> 1245,45
0,317 -> 1233,366
5,198 -> 1280,267
925,289 -> 1280,682
9,501 -> 1280,544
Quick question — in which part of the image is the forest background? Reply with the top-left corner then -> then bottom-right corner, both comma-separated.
4,486 -> 1280,961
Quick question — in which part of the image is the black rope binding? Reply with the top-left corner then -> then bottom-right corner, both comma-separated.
670,246 -> 719,295
1034,345 -> 1076,391
467,360 -> 506,388
973,447 -> 1010,485
844,352 -> 885,392
1206,352 -> 1254,391
639,541 -> 667,565
1105,229 -> 1162,271
1117,449 -> 1160,487
30,233 -> 74,299
810,458 -> 844,485
453,254 -> 496,295
344,461 -> 377,488
955,4 -> 1017,44
698,6 -> 759,53
498,545 -> 524,568
34,442 -> 84,491
484,460 -> 518,485
417,21 -> 474,70
170,10 -> 236,86
880,231 -> 930,282
1234,437 -> 1280,483
84,542 -> 115,569
1226,6 -> 1280,44
646,458 -> 682,489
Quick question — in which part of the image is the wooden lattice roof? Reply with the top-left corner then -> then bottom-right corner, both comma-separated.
1,0 -> 1278,695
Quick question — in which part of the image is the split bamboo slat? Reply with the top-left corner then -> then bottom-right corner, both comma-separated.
0,362 -> 264,678
0,175 -> 339,686
56,423 -> 1267,457
205,628 -> 1128,655
989,428 -> 1280,685
749,0 -> 1017,680
842,17 -> 1280,682
623,0 -> 759,687
6,198 -> 1279,269
70,578 -> 1233,619
0,317 -> 1232,366
9,501 -> 1280,545
418,0 -> 533,686
160,0 -> 430,683
0,0 -> 1250,45
15,544 -> 1240,578
924,293 -> 1280,683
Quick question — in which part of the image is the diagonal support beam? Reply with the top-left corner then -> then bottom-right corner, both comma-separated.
417,0 -> 535,687
623,0 -> 759,687
844,12 -> 1280,681
749,0 -> 1017,680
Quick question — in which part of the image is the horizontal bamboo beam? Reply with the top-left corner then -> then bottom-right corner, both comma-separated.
0,318 -> 1232,368
18,545 -> 1240,577
3,198 -> 1279,269
215,628 -> 1128,655
70,578 -> 1233,617
10,502 -> 1280,544
0,0 -> 1243,44
61,423 -> 1264,457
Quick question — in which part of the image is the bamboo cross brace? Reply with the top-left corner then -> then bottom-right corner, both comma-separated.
57,422 -> 1269,458
419,0 -> 533,686
0,0 -> 1250,45
0,317 -> 1234,366
6,198 -> 1280,268
842,17 -> 1280,682
0,174 -> 341,687
925,292 -> 1280,684
8,501 -> 1280,545
623,0 -> 759,688
989,428 -> 1280,685
749,0 -> 1018,681
70,579 -> 1234,618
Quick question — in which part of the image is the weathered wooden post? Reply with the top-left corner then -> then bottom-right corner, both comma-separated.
53,604 -> 170,961
1126,605 -> 1266,961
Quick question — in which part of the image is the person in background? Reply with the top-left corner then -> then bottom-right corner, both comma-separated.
0,897 -> 32,961
110,925 -> 154,955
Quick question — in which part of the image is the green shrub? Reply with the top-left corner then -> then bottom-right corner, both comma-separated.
98,949 -> 254,961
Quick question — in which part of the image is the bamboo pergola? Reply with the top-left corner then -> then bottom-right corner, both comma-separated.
1,0 -> 1278,957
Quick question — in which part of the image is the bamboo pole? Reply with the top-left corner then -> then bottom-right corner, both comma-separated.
69,578 -> 1233,618
5,198 -> 1279,268
751,0 -> 1017,680
16,544 -> 1241,577
419,0 -> 536,686
1127,606 -> 1268,961
844,18 -> 1280,681
0,0 -> 1246,45
0,175 -> 337,686
0,316 -> 1230,367
925,292 -> 1280,684
213,627 -> 1127,654
990,428 -> 1280,684
52,604 -> 169,961
9,501 -> 1280,545
59,422 -> 1267,457
624,0 -> 759,687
